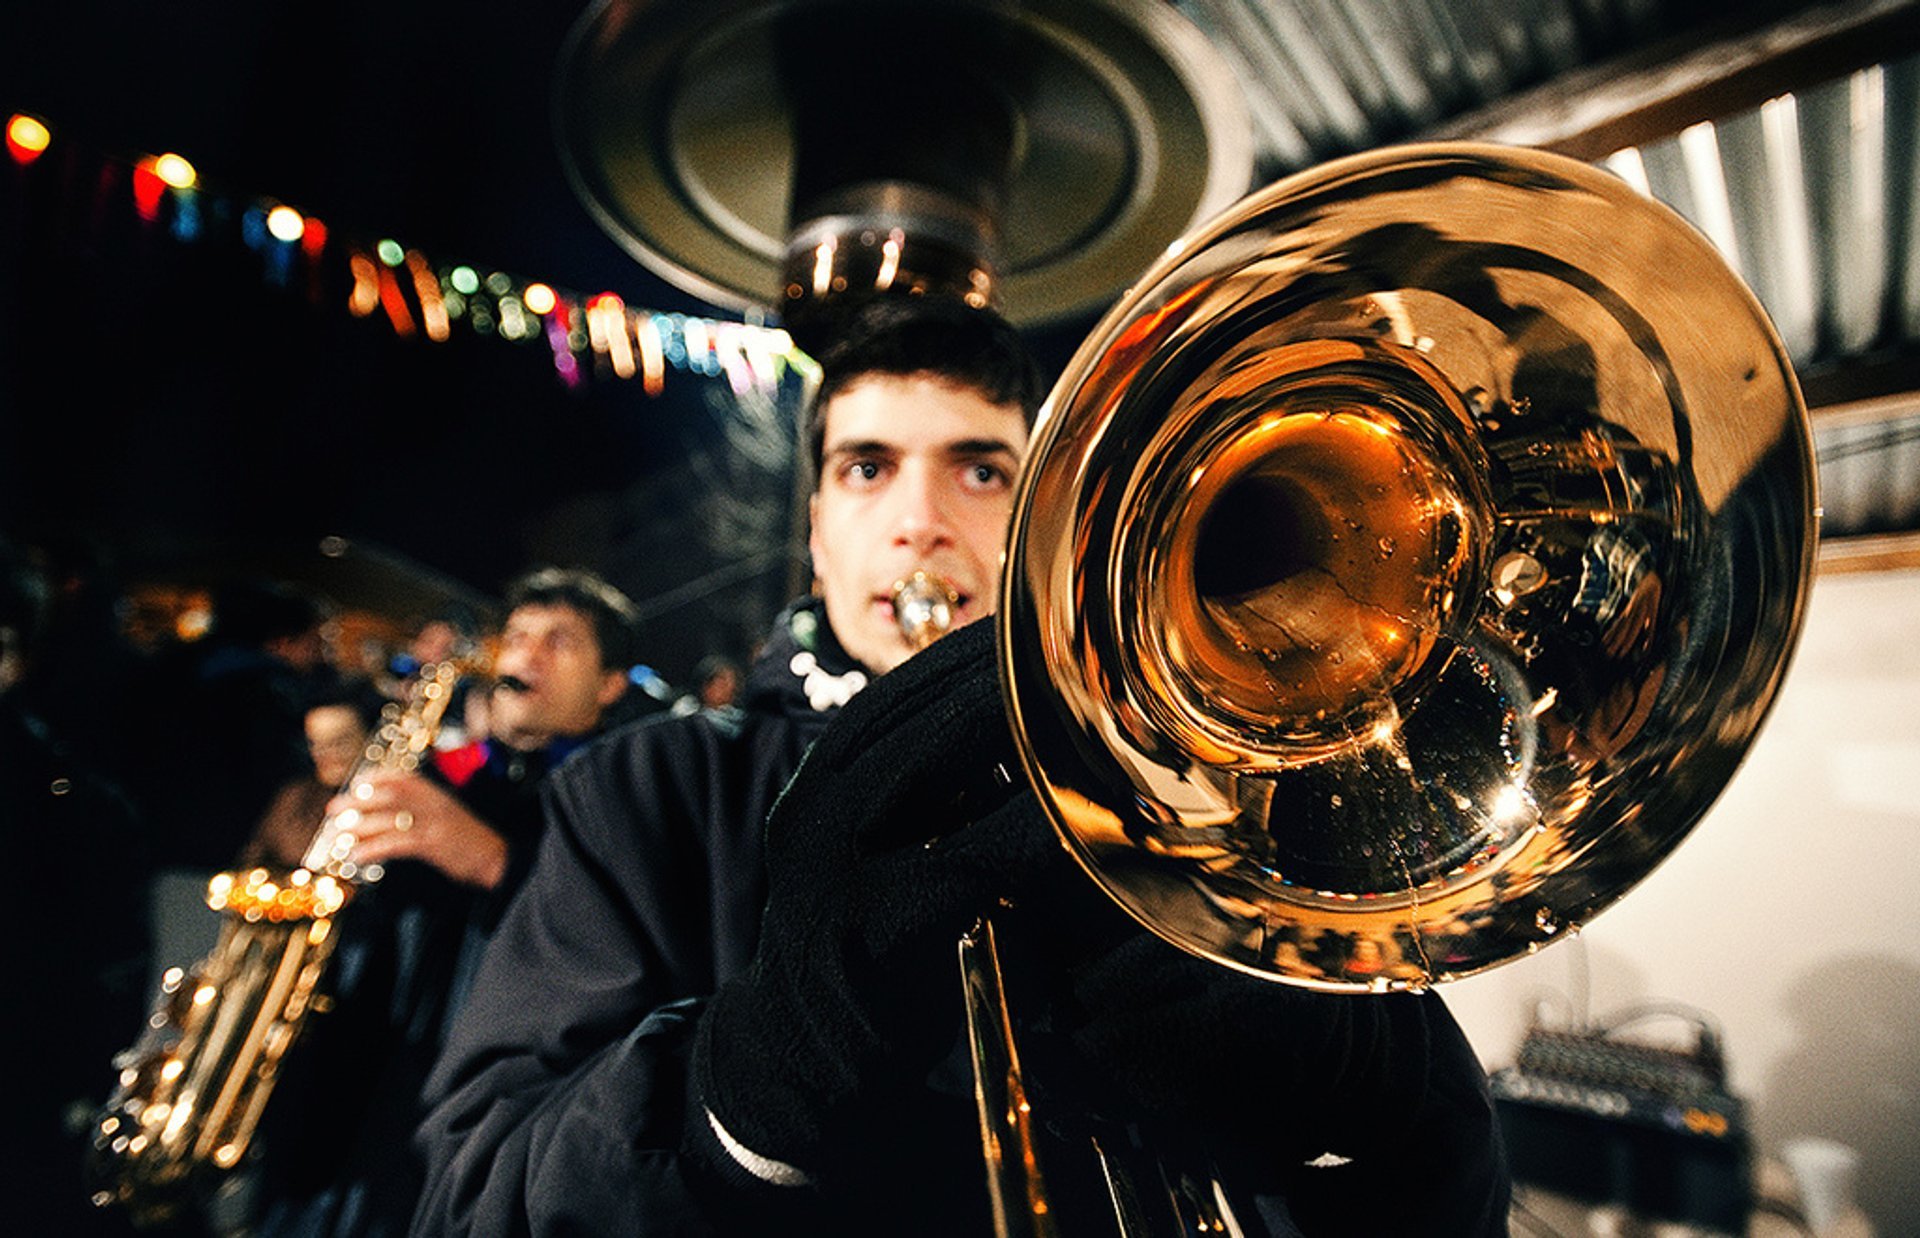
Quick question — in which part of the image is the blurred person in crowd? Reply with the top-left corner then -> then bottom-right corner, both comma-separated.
0,536 -> 151,1237
669,653 -> 743,717
400,616 -> 460,674
241,567 -> 641,1238
7,533 -> 148,783
414,569 -> 639,851
125,577 -> 339,869
236,679 -> 390,869
377,607 -> 482,706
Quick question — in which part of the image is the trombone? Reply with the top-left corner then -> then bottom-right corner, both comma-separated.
904,142 -> 1816,1236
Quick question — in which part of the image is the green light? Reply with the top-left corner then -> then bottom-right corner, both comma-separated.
450,266 -> 480,296
485,271 -> 513,296
376,239 -> 405,267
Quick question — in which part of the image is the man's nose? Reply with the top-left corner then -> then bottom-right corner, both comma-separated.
500,644 -> 542,673
891,466 -> 954,553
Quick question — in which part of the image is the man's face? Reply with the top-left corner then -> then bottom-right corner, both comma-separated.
267,626 -> 327,673
305,704 -> 369,788
410,619 -> 458,664
809,373 -> 1029,674
490,603 -> 625,746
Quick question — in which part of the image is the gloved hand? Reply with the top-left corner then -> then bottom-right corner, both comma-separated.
1054,929 -> 1507,1230
1056,932 -> 1413,1150
692,617 -> 1058,1184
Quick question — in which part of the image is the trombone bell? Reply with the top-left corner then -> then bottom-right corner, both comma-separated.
1155,351 -> 1485,757
999,142 -> 1816,992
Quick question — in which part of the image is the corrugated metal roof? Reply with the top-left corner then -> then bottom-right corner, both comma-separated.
1177,0 -> 1745,177
1607,58 -> 1920,539
1173,0 -> 1920,542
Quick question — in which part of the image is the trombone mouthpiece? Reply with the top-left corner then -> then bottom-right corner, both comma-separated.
892,571 -> 960,652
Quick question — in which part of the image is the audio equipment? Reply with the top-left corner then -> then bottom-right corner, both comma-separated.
1493,1025 -> 1751,1231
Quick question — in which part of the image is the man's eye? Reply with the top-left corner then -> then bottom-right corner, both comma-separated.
846,460 -> 883,483
965,462 -> 1009,488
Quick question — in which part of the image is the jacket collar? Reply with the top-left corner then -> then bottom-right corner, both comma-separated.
744,596 -> 870,720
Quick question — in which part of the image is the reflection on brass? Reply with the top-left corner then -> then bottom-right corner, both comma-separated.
893,570 -> 961,652
999,142 -> 1815,992
960,921 -> 1059,1238
88,659 -> 476,1225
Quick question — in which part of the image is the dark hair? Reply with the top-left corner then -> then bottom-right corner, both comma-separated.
303,677 -> 390,733
806,296 -> 1044,481
505,568 -> 642,671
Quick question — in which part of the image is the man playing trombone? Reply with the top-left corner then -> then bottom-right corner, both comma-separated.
411,297 -> 1510,1236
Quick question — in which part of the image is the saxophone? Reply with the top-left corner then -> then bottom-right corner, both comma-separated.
87,658 -> 470,1226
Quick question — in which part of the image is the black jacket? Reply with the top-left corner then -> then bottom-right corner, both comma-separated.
412,599 -> 853,1235
411,602 -> 1509,1236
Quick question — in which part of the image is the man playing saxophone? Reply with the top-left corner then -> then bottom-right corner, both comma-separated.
233,568 -> 642,1238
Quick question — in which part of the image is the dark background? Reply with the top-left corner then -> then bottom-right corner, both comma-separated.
0,0 -> 1096,679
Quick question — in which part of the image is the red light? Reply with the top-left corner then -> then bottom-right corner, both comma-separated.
132,161 -> 166,221
6,114 -> 51,165
377,264 -> 417,338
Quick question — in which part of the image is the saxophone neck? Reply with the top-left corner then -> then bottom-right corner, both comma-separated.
299,658 -> 472,878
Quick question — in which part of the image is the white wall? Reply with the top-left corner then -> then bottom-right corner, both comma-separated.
1443,566 -> 1920,1235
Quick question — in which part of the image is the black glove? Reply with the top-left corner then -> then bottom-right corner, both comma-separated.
1055,930 -> 1508,1230
692,618 -> 1058,1185
1056,932 -> 1418,1148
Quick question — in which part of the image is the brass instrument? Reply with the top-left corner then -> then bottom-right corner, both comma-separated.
893,571 -> 1061,1233
88,659 -> 470,1225
892,569 -> 961,651
905,142 -> 1816,1235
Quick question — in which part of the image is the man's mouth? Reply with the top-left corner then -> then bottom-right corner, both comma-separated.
877,591 -> 972,619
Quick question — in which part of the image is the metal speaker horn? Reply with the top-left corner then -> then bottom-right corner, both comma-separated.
999,141 -> 1818,993
552,0 -> 1254,345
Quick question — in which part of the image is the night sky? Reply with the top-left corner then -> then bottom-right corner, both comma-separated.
0,0 -> 983,676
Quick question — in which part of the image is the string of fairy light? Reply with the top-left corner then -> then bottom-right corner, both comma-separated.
3,111 -> 813,399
